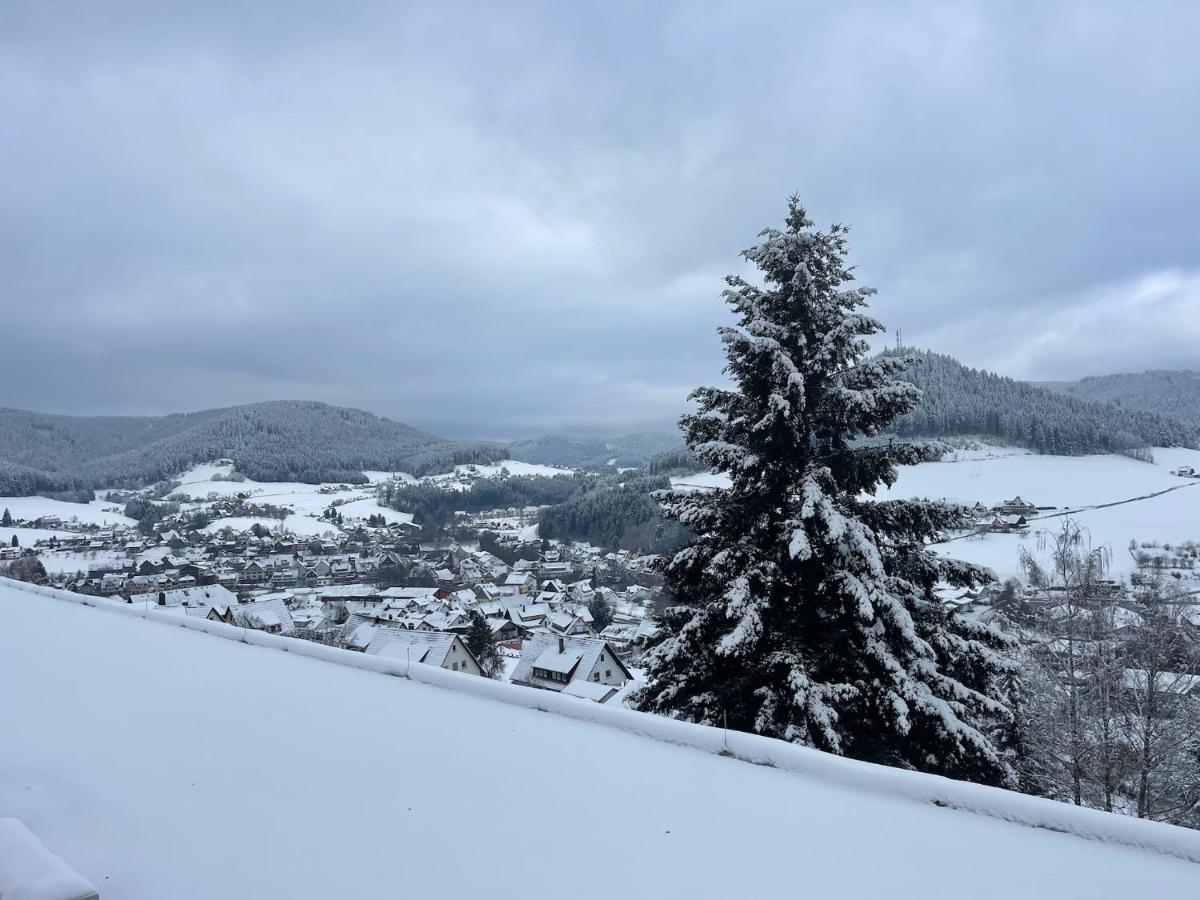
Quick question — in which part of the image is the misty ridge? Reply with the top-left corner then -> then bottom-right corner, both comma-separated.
0,351 -> 1194,500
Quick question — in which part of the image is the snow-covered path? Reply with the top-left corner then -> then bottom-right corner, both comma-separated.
1,584 -> 1198,899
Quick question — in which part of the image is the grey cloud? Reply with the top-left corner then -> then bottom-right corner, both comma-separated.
1,1 -> 1198,439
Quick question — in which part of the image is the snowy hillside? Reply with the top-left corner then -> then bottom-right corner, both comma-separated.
147,461 -> 412,535
2,580 -> 1199,899
675,445 -> 1200,580
0,495 -> 133,528
884,445 -> 1200,579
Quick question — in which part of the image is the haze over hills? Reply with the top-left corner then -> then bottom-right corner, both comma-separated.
507,432 -> 682,470
0,354 -> 1196,499
0,401 -> 505,497
1037,370 -> 1200,430
514,355 -> 1200,468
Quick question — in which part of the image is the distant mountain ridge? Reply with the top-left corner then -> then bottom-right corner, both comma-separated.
508,431 -> 681,469
3,354 -> 1195,499
1037,370 -> 1200,430
0,401 -> 505,497
884,350 -> 1197,454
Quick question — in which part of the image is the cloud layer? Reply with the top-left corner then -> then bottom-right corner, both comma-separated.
2,2 -> 1197,437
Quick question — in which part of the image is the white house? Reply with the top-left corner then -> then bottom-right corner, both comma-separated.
511,634 -> 632,701
545,610 -> 595,637
364,627 -> 483,675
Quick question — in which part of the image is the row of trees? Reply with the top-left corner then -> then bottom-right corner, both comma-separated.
383,474 -> 592,530
1015,523 -> 1200,824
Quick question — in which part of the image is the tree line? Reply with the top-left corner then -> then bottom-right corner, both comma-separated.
383,473 -> 594,530
885,349 -> 1196,454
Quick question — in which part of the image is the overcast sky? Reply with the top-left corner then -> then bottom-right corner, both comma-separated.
2,2 -> 1198,439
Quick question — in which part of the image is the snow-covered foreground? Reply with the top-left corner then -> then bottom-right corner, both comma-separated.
2,581 -> 1198,899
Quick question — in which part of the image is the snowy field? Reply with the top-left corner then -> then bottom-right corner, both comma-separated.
2,581 -> 1199,899
886,446 -> 1200,580
442,459 -> 574,479
0,526 -> 73,546
881,446 -> 1199,509
37,549 -> 127,576
362,470 -> 416,484
0,496 -> 133,528
0,458 -> 561,543
160,462 -> 416,534
673,445 -> 1200,581
669,471 -> 730,492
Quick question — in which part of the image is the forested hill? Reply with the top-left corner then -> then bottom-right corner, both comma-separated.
885,350 -> 1197,454
1037,370 -> 1200,430
0,401 -> 505,496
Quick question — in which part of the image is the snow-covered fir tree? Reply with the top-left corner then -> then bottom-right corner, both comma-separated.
635,198 -> 1018,786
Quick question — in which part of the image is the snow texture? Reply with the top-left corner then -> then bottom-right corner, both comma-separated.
1,577 -> 1199,900
0,817 -> 98,900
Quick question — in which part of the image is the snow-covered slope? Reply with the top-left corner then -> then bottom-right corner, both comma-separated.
155,461 -> 413,535
0,496 -> 133,527
433,458 -> 575,480
883,446 -> 1200,579
672,446 -> 1200,580
2,581 -> 1198,899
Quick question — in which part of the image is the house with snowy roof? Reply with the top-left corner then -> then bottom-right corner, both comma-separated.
364,626 -> 483,675
994,496 -> 1038,515
206,605 -> 237,625
511,602 -> 551,627
488,617 -> 526,643
540,561 -> 573,579
150,584 -> 239,611
423,609 -> 470,633
500,572 -> 536,596
319,584 -> 380,603
567,579 -> 595,601
233,596 -> 295,635
545,610 -> 596,638
511,634 -> 632,701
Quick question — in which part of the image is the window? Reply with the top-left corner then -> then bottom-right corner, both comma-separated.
534,667 -> 569,684
593,672 -> 600,682
605,670 -> 612,678
452,662 -> 458,671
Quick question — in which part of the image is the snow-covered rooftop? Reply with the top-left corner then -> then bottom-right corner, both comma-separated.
2,579 -> 1199,899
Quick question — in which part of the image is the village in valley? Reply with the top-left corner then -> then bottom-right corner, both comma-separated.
0,459 -> 666,703
3,444 -> 1200,713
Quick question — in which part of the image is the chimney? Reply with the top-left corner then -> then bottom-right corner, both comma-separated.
558,637 -> 565,653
